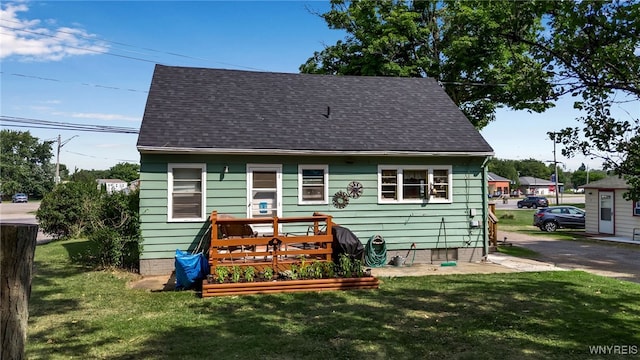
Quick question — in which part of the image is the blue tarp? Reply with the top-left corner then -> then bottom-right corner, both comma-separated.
174,249 -> 208,290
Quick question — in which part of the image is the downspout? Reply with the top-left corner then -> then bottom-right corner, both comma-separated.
481,156 -> 491,260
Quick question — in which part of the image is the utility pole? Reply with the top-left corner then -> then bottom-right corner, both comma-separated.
55,135 -> 78,184
551,133 -> 560,205
586,165 -> 590,185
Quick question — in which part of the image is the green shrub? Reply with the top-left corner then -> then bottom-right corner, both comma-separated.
88,228 -> 125,268
37,182 -> 142,270
36,181 -> 100,238
88,190 -> 141,270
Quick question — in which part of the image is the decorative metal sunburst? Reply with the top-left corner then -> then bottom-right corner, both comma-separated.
332,191 -> 350,209
347,181 -> 363,199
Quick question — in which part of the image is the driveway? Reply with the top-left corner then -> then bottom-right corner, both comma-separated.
0,201 -> 51,243
499,229 -> 640,284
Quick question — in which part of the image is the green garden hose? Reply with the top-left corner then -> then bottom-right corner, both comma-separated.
365,234 -> 387,268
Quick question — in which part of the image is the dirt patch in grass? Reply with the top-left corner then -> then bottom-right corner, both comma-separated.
127,273 -> 176,291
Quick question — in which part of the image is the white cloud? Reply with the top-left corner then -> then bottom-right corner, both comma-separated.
49,110 -> 140,122
0,2 -> 109,61
68,112 -> 141,122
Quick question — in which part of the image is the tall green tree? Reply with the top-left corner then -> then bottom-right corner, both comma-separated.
304,0 -> 640,199
0,130 -> 55,198
108,162 -> 139,183
301,0 -> 553,128
515,159 -> 551,180
70,169 -> 109,184
571,169 -> 608,189
522,0 -> 640,201
487,158 -> 519,186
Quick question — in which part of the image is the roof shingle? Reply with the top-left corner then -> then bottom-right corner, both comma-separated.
137,65 -> 494,155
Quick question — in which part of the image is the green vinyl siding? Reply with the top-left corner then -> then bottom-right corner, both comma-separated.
139,153 -> 488,259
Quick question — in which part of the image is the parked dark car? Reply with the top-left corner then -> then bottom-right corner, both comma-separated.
517,196 -> 549,209
12,193 -> 28,203
533,206 -> 586,232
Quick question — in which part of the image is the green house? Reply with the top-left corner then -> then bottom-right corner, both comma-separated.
136,65 -> 495,275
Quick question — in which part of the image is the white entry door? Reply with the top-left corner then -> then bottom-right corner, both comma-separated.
598,191 -> 614,234
246,164 -> 282,235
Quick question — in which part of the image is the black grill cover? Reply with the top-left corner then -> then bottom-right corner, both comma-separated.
331,225 -> 364,262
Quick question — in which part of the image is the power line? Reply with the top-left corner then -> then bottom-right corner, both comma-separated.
0,72 -> 149,93
0,116 -> 139,134
1,17 -> 269,96
65,150 -> 138,163
0,26 -> 159,64
1,18 -> 210,63
0,22 -> 267,71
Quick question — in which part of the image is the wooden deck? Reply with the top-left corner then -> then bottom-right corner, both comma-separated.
201,277 -> 380,297
208,211 -> 334,274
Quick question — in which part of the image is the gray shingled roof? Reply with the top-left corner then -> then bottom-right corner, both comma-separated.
581,176 -> 629,189
519,176 -> 563,186
137,65 -> 494,155
487,172 -> 512,182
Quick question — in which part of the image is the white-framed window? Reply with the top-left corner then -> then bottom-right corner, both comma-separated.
634,201 -> 640,217
167,163 -> 206,222
298,165 -> 329,205
378,165 -> 452,203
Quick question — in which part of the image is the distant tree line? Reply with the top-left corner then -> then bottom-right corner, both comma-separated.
0,130 -> 142,268
68,162 -> 140,184
0,130 -> 139,199
488,158 -> 607,191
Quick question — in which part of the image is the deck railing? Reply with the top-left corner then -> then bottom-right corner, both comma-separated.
488,203 -> 498,247
208,211 -> 334,274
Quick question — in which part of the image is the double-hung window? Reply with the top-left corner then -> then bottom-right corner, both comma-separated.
378,165 -> 452,203
298,165 -> 328,204
634,201 -> 640,216
168,164 -> 206,222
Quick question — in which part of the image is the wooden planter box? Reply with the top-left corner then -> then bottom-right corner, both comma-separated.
201,276 -> 379,297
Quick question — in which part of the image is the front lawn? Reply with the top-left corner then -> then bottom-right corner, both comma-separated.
26,239 -> 640,359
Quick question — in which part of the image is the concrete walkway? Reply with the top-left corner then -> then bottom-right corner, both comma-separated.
498,230 -> 640,283
369,253 -> 564,278
131,254 -> 561,292
371,228 -> 640,282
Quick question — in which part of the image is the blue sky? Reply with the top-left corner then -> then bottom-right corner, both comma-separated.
1,1 -> 637,172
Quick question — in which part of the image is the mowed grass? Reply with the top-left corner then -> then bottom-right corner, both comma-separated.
26,239 -> 640,360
